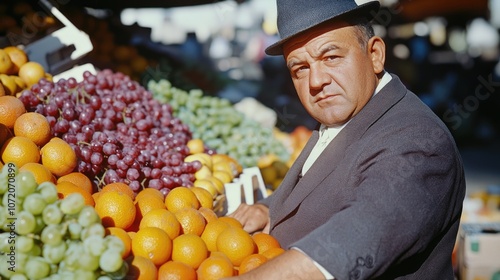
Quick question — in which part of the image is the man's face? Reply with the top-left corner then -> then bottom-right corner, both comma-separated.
283,21 -> 384,127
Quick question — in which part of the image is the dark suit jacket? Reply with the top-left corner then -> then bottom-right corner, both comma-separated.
260,74 -> 466,279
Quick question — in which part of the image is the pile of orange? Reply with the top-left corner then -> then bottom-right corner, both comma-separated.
0,98 -> 95,207
93,185 -> 286,279
0,100 -> 79,178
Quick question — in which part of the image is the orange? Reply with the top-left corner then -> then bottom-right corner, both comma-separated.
135,187 -> 164,202
212,154 -> 242,175
0,74 -> 17,96
217,216 -> 243,229
197,252 -> 234,280
57,172 -> 93,194
19,162 -> 55,185
165,186 -> 200,212
127,231 -> 137,240
94,190 -> 136,229
194,165 -> 212,180
201,219 -> 231,252
0,49 -> 13,75
186,138 -> 205,154
56,181 -> 95,206
0,96 -> 25,128
191,186 -> 214,209
135,193 -> 166,222
3,46 -> 28,75
212,170 -> 233,184
261,247 -> 285,259
171,233 -> 208,269
252,232 -> 281,254
128,255 -> 158,280
158,261 -> 197,280
216,226 -> 256,266
100,182 -> 135,200
207,176 -> 225,195
40,137 -> 77,177
1,136 -> 40,168
105,227 -> 132,259
193,179 -> 218,199
13,112 -> 51,147
139,208 -> 181,240
18,61 -> 45,87
198,207 -> 218,224
131,227 -> 172,266
174,207 -> 206,236
92,192 -> 101,203
238,253 -> 268,275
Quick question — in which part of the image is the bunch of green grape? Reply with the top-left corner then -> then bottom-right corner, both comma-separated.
148,79 -> 290,168
0,163 -> 127,280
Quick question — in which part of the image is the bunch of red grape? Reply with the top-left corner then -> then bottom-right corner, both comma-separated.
18,69 -> 202,195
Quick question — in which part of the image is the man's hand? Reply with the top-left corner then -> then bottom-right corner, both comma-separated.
228,203 -> 270,234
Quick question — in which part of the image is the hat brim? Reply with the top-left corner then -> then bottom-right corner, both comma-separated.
265,1 -> 381,56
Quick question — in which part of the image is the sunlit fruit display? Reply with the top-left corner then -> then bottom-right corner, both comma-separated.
148,79 -> 290,168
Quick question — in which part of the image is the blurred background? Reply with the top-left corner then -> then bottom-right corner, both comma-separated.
1,0 -> 498,198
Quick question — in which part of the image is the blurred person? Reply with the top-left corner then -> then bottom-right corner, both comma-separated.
226,0 -> 466,279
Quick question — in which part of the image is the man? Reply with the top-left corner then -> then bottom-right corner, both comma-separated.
227,0 -> 466,279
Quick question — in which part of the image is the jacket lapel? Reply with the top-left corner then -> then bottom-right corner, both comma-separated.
268,130 -> 319,224
270,74 -> 407,229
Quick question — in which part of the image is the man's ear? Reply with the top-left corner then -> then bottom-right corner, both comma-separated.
368,36 -> 385,75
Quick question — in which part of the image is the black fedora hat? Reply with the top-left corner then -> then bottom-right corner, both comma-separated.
265,0 -> 381,56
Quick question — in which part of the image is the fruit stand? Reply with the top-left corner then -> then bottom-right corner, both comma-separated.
0,1 -> 306,279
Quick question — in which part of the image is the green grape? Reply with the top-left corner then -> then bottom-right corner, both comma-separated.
0,205 -> 7,228
2,192 -> 22,213
64,242 -> 84,271
99,249 -> 123,273
33,215 -> 46,234
97,276 -> 113,280
10,273 -> 28,280
78,205 -> 100,227
0,255 -> 16,278
79,252 -> 99,271
11,252 -> 28,274
27,242 -> 42,256
22,193 -> 47,215
104,235 -> 125,256
42,242 -> 67,264
36,182 -> 59,204
80,223 -> 105,240
67,222 -> 83,240
41,224 -> 63,246
58,271 -> 76,279
0,232 -> 11,253
16,172 -> 37,198
16,235 -> 34,253
106,261 -> 128,279
0,175 -> 8,195
59,193 -> 85,215
73,270 -> 98,280
83,235 -> 106,257
25,256 -> 50,279
42,204 -> 64,225
16,210 -> 36,235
